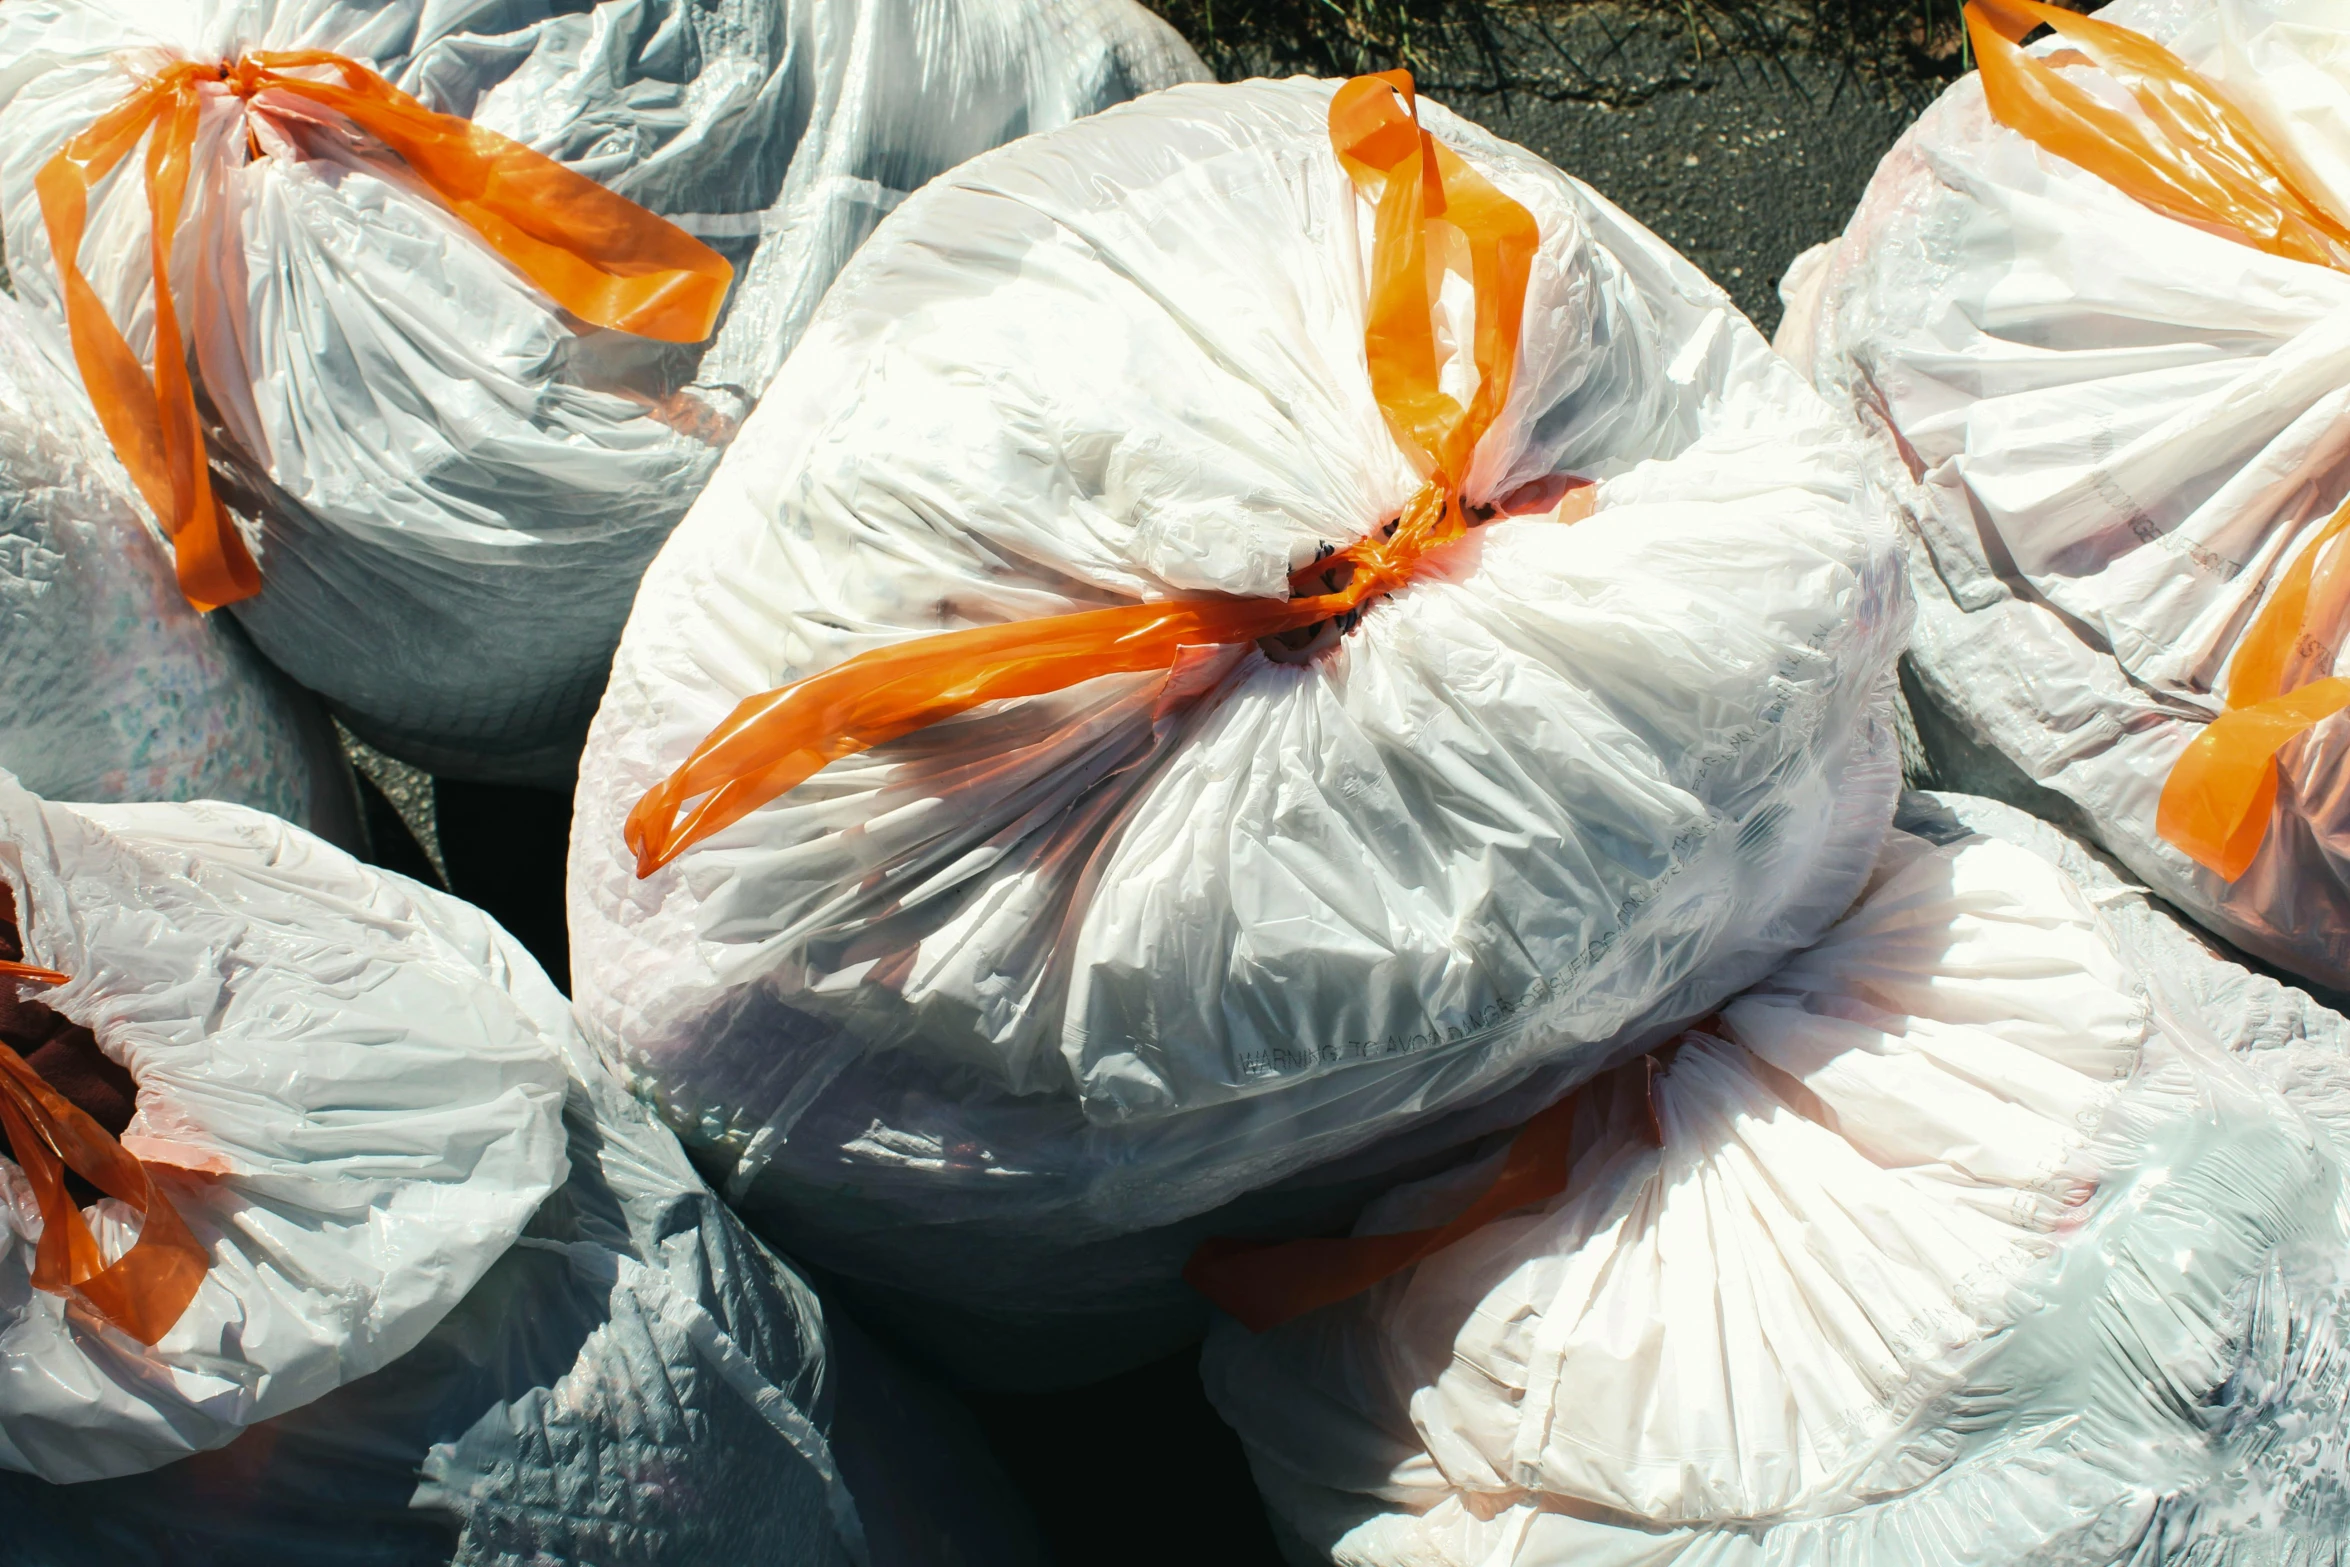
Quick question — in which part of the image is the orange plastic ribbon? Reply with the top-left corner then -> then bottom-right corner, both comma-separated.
0,968 -> 206,1346
1185,1088 -> 1582,1333
1964,0 -> 2350,879
1965,0 -> 2350,270
35,50 -> 735,613
626,71 -> 1539,875
2158,496 -> 2350,878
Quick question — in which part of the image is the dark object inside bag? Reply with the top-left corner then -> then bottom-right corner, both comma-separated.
0,883 -> 137,1203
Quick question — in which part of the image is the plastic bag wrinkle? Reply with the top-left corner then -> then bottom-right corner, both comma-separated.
0,287 -> 353,842
1788,0 -> 2350,992
0,775 -> 573,1483
1206,792 -> 2350,1564
0,0 -> 1206,782
570,76 -> 1906,1382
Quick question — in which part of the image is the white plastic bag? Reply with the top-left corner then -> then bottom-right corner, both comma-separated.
0,777 -> 1035,1565
0,779 -> 1038,1559
0,0 -> 1206,784
0,289 -> 355,844
1783,0 -> 2350,995
568,76 -> 1907,1381
1203,791 -> 2350,1566
0,774 -> 572,1484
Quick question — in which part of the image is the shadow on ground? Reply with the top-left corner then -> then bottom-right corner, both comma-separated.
960,1345 -> 1287,1566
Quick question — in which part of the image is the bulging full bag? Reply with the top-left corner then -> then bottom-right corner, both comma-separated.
0,0 -> 1206,784
1204,791 -> 2350,1566
568,74 -> 1908,1381
0,775 -> 1034,1566
1782,0 -> 2350,994
0,773 -> 571,1483
0,287 -> 354,844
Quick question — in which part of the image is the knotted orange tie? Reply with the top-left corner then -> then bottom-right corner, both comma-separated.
0,959 -> 207,1346
625,71 -> 1541,876
35,50 -> 734,613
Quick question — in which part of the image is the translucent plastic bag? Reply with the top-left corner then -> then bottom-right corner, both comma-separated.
0,288 -> 354,844
569,75 -> 1907,1383
0,0 -> 1206,784
1782,0 -> 2350,995
0,775 -> 1035,1565
1204,791 -> 2350,1566
0,774 -> 571,1483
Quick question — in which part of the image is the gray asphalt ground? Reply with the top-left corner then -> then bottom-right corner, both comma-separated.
1399,7 -> 1945,333
340,726 -> 443,883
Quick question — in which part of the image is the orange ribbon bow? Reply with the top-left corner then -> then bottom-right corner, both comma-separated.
1962,0 -> 2350,880
0,962 -> 206,1346
35,49 -> 735,613
626,71 -> 1540,876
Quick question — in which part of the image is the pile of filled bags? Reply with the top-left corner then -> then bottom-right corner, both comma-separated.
9,0 -> 2350,1559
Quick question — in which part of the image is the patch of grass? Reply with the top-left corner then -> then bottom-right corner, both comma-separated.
1145,0 -> 1980,92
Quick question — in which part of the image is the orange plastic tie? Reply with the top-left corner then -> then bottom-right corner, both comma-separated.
1963,1 -> 2350,880
34,50 -> 735,613
1185,1088 -> 1583,1333
0,966 -> 206,1345
1965,0 -> 2350,270
2159,495 -> 2350,879
626,71 -> 1540,875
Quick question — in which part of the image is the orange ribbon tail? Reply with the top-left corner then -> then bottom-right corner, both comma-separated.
1965,0 -> 2350,270
1185,1088 -> 1582,1333
0,968 -> 206,1346
34,51 -> 734,613
627,71 -> 1540,876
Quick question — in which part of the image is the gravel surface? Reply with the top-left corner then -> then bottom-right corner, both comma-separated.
1399,6 -> 1941,333
337,724 -> 444,884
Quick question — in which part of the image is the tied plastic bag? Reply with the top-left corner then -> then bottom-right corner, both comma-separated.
568,75 -> 1908,1384
1204,792 -> 2350,1566
0,0 -> 1207,785
0,773 -> 571,1484
0,779 -> 1038,1566
0,287 -> 354,844
1782,0 -> 2350,994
